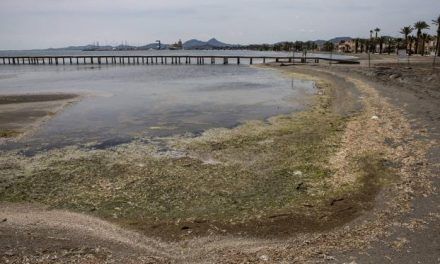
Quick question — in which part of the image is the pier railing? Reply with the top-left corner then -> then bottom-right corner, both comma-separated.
0,55 -> 359,65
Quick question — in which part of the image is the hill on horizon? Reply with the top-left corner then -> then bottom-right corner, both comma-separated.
183,38 -> 233,49
18,36 -> 359,51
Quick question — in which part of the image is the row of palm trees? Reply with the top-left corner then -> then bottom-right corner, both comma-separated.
351,15 -> 439,56
400,17 -> 439,56
353,36 -> 401,55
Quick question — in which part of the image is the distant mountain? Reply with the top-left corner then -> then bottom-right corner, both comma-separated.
314,40 -> 327,46
183,38 -> 234,49
328,37 -> 353,44
206,38 -> 231,48
183,39 -> 208,49
309,37 -> 352,47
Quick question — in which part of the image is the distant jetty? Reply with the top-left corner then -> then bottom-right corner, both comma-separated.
0,55 -> 360,65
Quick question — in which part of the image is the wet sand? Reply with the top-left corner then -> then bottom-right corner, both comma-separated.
0,93 -> 79,140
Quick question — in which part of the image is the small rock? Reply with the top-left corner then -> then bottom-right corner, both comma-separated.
1,218 -> 6,223
259,255 -> 270,261
371,115 -> 379,120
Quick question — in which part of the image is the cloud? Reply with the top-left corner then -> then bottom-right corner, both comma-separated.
0,0 -> 439,49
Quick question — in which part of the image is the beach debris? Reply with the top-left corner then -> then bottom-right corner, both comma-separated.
1,218 -> 6,223
259,255 -> 270,261
389,73 -> 402,79
330,198 -> 344,206
293,170 -> 303,176
201,157 -> 222,165
322,254 -> 336,260
371,115 -> 379,120
268,213 -> 290,219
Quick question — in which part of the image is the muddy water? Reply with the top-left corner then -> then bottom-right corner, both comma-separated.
0,64 -> 315,151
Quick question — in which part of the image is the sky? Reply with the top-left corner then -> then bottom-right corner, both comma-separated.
0,0 -> 439,50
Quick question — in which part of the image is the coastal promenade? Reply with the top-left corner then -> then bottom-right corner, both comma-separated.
0,55 -> 360,65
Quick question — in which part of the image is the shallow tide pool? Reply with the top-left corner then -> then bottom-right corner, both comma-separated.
0,64 -> 315,151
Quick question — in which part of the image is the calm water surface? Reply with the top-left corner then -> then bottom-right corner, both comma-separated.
0,54 -> 315,152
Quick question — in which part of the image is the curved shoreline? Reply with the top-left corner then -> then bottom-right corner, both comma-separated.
0,65 -> 433,262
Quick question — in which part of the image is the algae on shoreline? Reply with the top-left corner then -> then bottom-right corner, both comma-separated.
0,69 -> 392,239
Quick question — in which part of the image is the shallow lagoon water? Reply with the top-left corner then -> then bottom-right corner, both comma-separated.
0,64 -> 315,151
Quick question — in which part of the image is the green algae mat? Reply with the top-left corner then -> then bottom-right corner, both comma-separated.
0,71 -> 392,240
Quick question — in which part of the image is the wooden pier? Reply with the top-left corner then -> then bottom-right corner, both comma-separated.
0,55 -> 359,66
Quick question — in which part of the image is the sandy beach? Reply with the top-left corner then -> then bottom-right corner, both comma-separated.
0,57 -> 438,263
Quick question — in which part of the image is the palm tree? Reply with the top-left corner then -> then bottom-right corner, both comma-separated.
414,21 -> 430,54
323,41 -> 334,52
395,38 -> 403,55
387,37 -> 396,55
421,33 -> 431,55
363,39 -> 369,53
400,26 -> 414,54
379,36 -> 386,54
369,30 -> 374,52
355,38 -> 359,53
433,15 -> 440,57
359,39 -> 365,53
408,35 -> 416,55
373,28 -> 381,53
374,28 -> 381,39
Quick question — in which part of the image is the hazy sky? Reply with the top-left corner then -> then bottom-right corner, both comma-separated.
0,0 -> 439,50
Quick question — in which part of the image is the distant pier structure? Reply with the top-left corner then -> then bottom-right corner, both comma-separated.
0,55 -> 359,66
